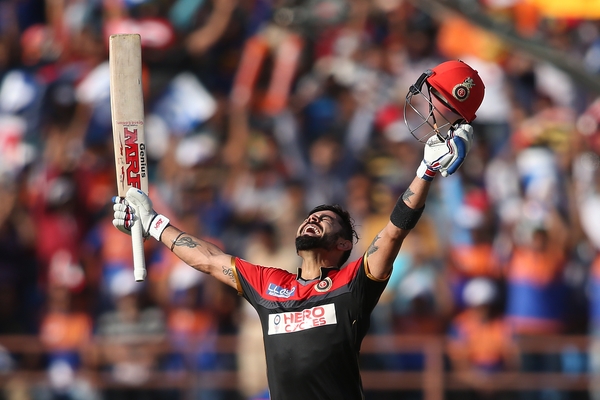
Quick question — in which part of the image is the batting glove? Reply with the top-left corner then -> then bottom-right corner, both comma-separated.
416,124 -> 473,181
112,188 -> 170,241
112,196 -> 134,235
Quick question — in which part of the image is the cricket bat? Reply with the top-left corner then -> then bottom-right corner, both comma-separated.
109,34 -> 148,282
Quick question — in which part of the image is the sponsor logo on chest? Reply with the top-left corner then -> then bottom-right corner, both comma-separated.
267,303 -> 337,335
267,283 -> 296,298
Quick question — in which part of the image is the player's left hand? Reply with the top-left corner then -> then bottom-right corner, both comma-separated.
416,124 -> 473,181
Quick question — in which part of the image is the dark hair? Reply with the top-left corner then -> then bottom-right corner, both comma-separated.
307,204 -> 359,266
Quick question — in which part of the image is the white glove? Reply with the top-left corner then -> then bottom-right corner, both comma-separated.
416,124 -> 473,181
112,196 -> 134,235
112,188 -> 170,241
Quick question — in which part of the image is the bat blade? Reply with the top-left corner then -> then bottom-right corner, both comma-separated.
109,33 -> 148,282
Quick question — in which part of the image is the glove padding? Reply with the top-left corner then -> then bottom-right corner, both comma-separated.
112,196 -> 135,235
416,124 -> 473,181
112,188 -> 170,241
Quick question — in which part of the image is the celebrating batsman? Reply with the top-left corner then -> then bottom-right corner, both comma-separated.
112,60 -> 484,400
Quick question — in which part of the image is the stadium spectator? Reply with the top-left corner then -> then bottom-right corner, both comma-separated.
94,269 -> 167,400
447,277 -> 519,400
38,283 -> 99,400
504,206 -> 570,400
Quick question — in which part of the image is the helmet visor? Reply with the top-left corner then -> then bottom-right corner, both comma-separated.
404,82 -> 464,143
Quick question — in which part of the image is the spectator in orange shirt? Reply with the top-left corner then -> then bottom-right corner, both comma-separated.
504,206 -> 570,400
446,188 -> 504,310
448,278 -> 517,371
505,215 -> 568,336
448,277 -> 519,399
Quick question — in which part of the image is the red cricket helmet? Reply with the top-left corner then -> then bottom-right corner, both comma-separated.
428,60 -> 485,123
404,60 -> 485,143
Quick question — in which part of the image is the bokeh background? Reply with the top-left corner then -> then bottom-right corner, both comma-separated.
2,0 -> 600,399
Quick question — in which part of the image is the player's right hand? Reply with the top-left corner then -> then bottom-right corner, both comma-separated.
112,196 -> 134,236
113,188 -> 170,241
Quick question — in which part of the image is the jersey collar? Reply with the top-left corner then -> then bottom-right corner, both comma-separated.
296,266 -> 337,282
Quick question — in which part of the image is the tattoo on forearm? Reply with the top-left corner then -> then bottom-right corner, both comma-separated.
367,234 -> 381,256
402,188 -> 415,204
222,266 -> 236,283
174,236 -> 200,250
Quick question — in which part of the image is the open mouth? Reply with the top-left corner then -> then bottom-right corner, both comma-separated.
301,224 -> 321,236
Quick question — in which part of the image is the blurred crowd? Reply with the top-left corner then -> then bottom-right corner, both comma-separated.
2,0 -> 600,399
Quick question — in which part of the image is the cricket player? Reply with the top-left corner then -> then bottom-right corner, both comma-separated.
113,60 -> 484,400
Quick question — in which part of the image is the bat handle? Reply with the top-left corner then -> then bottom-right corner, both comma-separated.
131,221 -> 147,281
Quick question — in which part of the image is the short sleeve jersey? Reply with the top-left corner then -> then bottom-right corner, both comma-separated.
232,255 -> 389,400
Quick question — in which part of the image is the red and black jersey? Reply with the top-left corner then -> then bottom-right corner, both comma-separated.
232,255 -> 389,400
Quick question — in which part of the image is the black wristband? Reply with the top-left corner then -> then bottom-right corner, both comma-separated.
390,198 -> 425,230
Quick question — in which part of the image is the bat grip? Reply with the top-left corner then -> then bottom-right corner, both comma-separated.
131,222 -> 147,281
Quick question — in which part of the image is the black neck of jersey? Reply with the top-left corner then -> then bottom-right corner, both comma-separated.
296,266 -> 338,283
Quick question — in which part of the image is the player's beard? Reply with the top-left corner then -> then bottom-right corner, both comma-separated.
295,232 -> 339,252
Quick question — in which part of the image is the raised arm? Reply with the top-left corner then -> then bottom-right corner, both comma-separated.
160,226 -> 238,289
365,178 -> 430,280
365,124 -> 473,280
113,188 -> 238,290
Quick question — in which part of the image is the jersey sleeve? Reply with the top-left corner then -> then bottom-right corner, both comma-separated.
232,257 -> 262,297
363,253 -> 392,282
355,254 -> 390,315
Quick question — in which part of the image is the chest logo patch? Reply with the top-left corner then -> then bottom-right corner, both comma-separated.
267,283 -> 296,299
268,303 -> 337,335
314,277 -> 333,293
